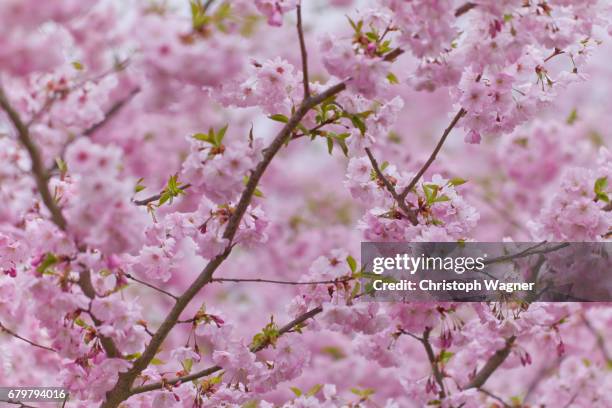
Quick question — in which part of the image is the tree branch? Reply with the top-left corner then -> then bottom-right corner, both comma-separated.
83,87 -> 140,137
0,86 -> 67,230
78,271 -> 122,358
0,321 -> 57,353
365,147 -> 418,226
455,2 -> 477,17
100,82 -> 346,408
125,273 -> 179,301
465,336 -> 516,389
296,5 -> 310,98
129,306 -> 323,395
478,388 -> 511,408
421,327 -> 446,398
398,108 -> 466,200
211,277 -> 352,285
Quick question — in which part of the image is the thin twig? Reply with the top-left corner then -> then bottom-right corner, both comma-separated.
0,321 -> 57,352
132,184 -> 191,206
398,108 -> 466,200
421,327 -> 447,398
484,242 -> 569,266
212,277 -> 353,285
125,273 -> 179,301
296,5 -> 310,98
478,388 -> 511,408
130,306 -> 323,395
365,147 -> 418,225
0,85 -> 67,230
83,87 -> 140,137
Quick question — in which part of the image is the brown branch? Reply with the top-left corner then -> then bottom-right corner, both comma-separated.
0,86 -> 67,230
483,242 -> 569,266
296,5 -> 310,98
544,48 -> 565,63
465,336 -> 516,389
478,388 -> 511,408
212,277 -> 352,285
125,273 -> 179,300
398,108 -> 466,200
100,82 -> 346,408
132,184 -> 191,206
365,147 -> 418,226
83,87 -> 140,137
0,321 -> 57,353
421,327 -> 447,398
78,271 -> 122,358
455,2 -> 477,17
130,306 -> 323,395
383,48 -> 404,62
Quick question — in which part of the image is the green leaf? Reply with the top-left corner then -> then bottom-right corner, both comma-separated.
269,114 -> 289,123
36,253 -> 59,275
350,115 -> 366,135
306,384 -> 323,397
193,132 -> 214,143
124,352 -> 141,360
72,61 -> 84,71
346,255 -> 357,273
215,124 -> 228,146
439,350 -> 454,364
350,387 -> 375,399
594,176 -> 609,202
326,137 -> 334,154
55,157 -> 68,176
321,345 -> 347,360
134,177 -> 146,193
566,108 -> 578,125
448,177 -> 467,187
386,72 -> 399,84
182,358 -> 193,373
150,357 -> 165,365
289,387 -> 302,397
434,195 -> 451,203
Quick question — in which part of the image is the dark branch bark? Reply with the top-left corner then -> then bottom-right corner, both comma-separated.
212,277 -> 352,285
465,336 -> 516,389
398,108 -> 466,200
421,327 -> 447,398
125,273 -> 179,300
83,87 -> 140,137
455,2 -> 477,17
100,82 -> 345,408
0,86 -> 67,230
0,321 -> 57,352
129,306 -> 323,395
365,147 -> 418,226
296,5 -> 310,98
